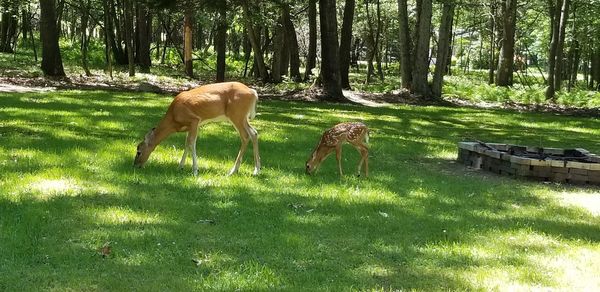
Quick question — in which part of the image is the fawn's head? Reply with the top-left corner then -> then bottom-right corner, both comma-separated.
305,144 -> 332,175
134,128 -> 156,167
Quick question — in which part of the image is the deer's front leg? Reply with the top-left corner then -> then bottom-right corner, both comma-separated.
187,121 -> 200,176
335,145 -> 343,176
179,133 -> 190,169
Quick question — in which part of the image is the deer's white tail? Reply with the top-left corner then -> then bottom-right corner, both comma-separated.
249,89 -> 258,120
365,129 -> 370,144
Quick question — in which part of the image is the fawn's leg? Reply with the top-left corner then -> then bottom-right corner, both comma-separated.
335,145 -> 343,176
351,140 -> 369,177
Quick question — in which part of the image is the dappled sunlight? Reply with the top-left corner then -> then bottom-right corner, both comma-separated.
27,178 -> 82,200
91,206 -> 166,225
2,90 -> 600,290
541,248 -> 600,291
558,190 -> 600,216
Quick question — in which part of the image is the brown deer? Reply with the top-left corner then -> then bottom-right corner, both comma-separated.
306,122 -> 369,177
133,82 -> 261,176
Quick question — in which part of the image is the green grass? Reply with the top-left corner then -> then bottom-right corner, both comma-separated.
1,90 -> 600,290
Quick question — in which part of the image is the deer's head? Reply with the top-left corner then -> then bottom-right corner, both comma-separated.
134,128 -> 156,167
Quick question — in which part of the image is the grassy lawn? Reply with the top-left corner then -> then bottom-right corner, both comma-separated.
1,90 -> 599,291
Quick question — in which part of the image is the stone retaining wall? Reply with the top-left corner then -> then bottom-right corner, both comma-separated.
457,142 -> 600,185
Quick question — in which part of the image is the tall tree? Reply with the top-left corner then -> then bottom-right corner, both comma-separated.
365,0 -> 383,83
319,0 -> 346,101
242,0 -> 269,82
304,0 -> 317,81
271,11 -> 285,83
215,1 -> 227,82
412,0 -> 433,97
495,0 -> 517,86
282,5 -> 301,82
183,5 -> 193,77
339,0 -> 355,89
79,0 -> 92,76
488,1 -> 498,84
397,0 -> 412,89
546,0 -> 571,99
39,0 -> 66,77
0,1 -> 18,53
124,0 -> 135,76
432,1 -> 455,98
553,0 -> 570,91
136,2 -> 152,73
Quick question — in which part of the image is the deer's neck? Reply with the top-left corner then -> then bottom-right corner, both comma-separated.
149,117 -> 176,148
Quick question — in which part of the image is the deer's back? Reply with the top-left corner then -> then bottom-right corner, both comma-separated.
166,82 -> 257,125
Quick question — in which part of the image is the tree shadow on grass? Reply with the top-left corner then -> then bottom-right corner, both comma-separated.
2,91 -> 600,290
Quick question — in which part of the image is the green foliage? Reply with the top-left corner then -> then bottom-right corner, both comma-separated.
1,90 -> 600,290
444,71 -> 600,108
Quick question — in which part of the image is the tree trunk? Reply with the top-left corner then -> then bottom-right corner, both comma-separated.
319,0 -> 346,101
271,13 -> 285,83
102,0 -> 113,78
339,0 -> 355,89
39,0 -> 66,77
80,0 -> 92,76
136,2 -> 152,73
282,6 -> 301,82
365,0 -> 375,84
546,0 -> 560,98
24,6 -> 38,61
554,0 -> 570,91
432,2 -> 455,98
216,2 -> 227,82
488,2 -> 496,84
568,40 -> 580,90
109,0 -> 127,65
0,5 -> 18,53
374,0 -> 384,81
397,0 -> 412,89
242,0 -> 269,82
183,7 -> 193,77
124,0 -> 135,76
304,0 -> 317,81
242,29 -> 251,77
412,0 -> 432,97
495,0 -> 517,86
592,49 -> 600,90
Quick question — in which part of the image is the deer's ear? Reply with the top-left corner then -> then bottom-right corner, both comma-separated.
144,129 -> 155,144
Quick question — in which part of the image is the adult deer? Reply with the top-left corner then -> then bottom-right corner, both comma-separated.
306,122 -> 369,177
133,82 -> 261,176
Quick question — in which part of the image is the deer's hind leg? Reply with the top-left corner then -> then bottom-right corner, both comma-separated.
187,121 -> 200,176
244,121 -> 261,175
228,118 -> 250,176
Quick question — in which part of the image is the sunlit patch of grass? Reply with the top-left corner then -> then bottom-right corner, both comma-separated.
558,190 -> 600,216
1,89 -> 599,290
27,178 -> 82,198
